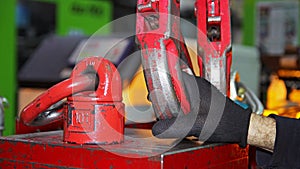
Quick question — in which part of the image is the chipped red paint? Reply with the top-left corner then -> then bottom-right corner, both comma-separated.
0,131 -> 249,168
195,0 -> 232,95
136,0 -> 192,119
63,57 -> 124,144
19,57 -> 125,144
19,75 -> 95,126
10,1 -> 252,168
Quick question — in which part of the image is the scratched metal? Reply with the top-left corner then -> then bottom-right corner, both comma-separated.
136,0 -> 191,120
0,128 -> 249,168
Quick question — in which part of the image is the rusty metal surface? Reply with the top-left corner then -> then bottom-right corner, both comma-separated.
0,128 -> 249,168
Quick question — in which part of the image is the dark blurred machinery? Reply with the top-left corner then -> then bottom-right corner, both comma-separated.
18,35 -> 137,88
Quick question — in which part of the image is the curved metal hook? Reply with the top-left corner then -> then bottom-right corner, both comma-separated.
30,100 -> 65,126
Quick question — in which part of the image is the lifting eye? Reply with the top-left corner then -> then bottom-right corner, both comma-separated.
82,65 -> 99,91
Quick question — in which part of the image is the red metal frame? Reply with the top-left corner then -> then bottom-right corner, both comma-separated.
0,130 -> 249,169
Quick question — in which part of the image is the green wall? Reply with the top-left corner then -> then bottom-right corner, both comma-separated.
243,0 -> 300,46
56,0 -> 112,36
242,0 -> 256,46
0,1 -> 17,135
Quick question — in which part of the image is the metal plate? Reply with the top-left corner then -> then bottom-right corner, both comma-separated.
0,129 -> 249,168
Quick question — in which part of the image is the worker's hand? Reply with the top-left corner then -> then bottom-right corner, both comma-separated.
152,73 -> 252,147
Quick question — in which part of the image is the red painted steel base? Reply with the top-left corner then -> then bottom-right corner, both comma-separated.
0,129 -> 249,169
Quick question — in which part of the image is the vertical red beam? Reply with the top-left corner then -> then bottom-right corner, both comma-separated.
195,0 -> 232,95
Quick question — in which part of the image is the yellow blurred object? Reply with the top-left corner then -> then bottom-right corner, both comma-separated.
122,67 -> 151,107
289,89 -> 300,103
263,109 -> 279,117
296,112 -> 300,119
266,75 -> 287,109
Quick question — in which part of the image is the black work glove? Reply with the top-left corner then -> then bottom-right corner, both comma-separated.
152,73 -> 252,148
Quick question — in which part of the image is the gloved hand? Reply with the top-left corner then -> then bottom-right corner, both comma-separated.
152,73 -> 252,147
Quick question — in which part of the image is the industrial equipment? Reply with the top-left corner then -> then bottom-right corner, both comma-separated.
136,0 -> 232,120
20,57 -> 124,144
0,0 -> 261,168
